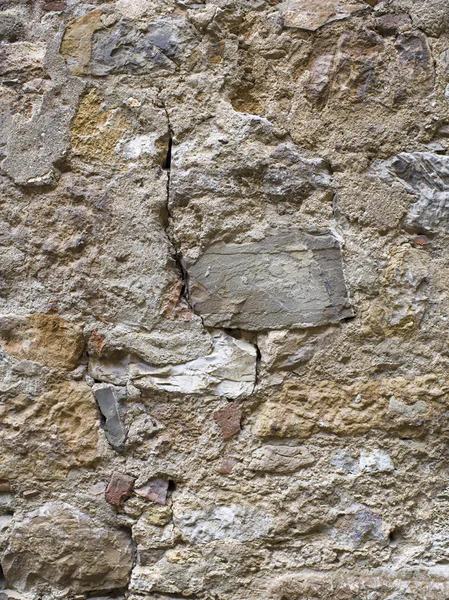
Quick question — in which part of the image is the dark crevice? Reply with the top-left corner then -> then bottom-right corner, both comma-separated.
162,137 -> 172,170
160,104 -> 195,314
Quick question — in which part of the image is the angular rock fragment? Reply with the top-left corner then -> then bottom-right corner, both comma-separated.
2,502 -> 133,593
105,472 -> 135,505
186,229 -> 353,330
283,0 -> 365,31
373,152 -> 449,233
94,385 -> 127,451
249,445 -> 315,473
213,402 -> 242,439
135,478 -> 169,505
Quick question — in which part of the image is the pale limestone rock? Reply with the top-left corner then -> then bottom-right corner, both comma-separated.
282,0 -> 365,31
2,502 -> 133,593
130,331 -> 256,398
186,229 -> 353,330
359,450 -> 394,473
388,396 -> 428,420
373,152 -> 449,233
173,502 -> 273,543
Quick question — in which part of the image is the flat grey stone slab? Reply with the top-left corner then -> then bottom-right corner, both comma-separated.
185,229 -> 353,331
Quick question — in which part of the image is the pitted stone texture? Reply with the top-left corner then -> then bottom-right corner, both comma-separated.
170,114 -> 332,208
282,0 -> 365,31
1,80 -> 83,186
174,500 -> 273,544
2,502 -> 133,593
186,229 -> 353,331
373,152 -> 449,233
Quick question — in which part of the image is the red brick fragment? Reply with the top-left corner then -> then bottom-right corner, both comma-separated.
135,478 -> 169,505
218,457 -> 238,474
42,1 -> 66,10
413,235 -> 429,246
0,480 -> 11,493
105,472 -> 135,506
213,403 -> 242,439
23,489 -> 39,498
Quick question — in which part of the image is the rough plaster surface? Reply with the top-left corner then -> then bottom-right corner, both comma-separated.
1,0 -> 449,598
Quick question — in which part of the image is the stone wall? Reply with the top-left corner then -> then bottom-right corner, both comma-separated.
1,0 -> 449,598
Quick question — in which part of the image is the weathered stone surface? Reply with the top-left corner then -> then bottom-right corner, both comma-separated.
4,0 -> 449,597
373,152 -> 449,233
0,382 -> 100,479
283,0 -> 365,31
1,80 -> 83,186
105,472 -> 135,505
93,384 -> 127,451
186,229 -> 353,330
2,502 -> 133,593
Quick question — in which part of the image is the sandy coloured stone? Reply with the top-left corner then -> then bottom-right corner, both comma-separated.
0,314 -> 84,370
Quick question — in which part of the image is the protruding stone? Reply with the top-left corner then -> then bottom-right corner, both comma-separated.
213,403 -> 242,439
2,502 -> 133,592
105,472 -> 135,506
0,314 -> 84,370
186,229 -> 353,331
93,385 -> 127,451
131,331 -> 256,399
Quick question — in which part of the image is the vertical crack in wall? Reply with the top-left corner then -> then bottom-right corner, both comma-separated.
160,104 -> 194,314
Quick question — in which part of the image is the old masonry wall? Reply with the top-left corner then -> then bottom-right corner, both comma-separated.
2,0 -> 449,598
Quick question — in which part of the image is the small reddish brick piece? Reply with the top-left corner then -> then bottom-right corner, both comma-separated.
23,489 -> 39,498
413,235 -> 429,246
0,480 -> 11,493
213,403 -> 242,439
42,1 -> 66,10
105,472 -> 135,506
218,457 -> 238,474
135,478 -> 169,505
